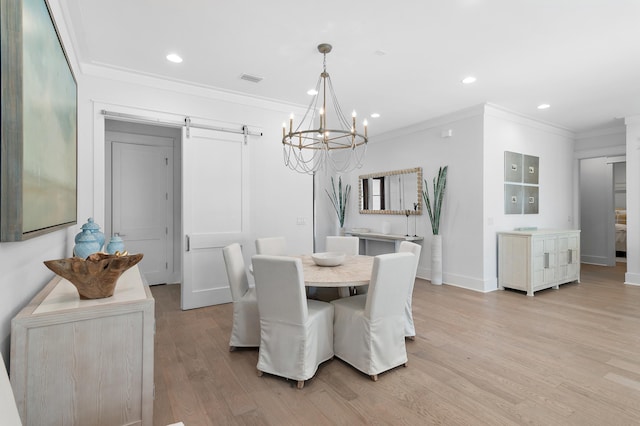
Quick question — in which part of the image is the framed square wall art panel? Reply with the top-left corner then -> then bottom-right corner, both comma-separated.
504,184 -> 523,215
524,186 -> 539,214
504,151 -> 523,183
523,154 -> 539,185
1,0 -> 77,241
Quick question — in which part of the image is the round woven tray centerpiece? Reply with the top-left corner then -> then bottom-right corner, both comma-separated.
44,252 -> 143,299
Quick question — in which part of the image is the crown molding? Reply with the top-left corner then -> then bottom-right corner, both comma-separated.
373,104 -> 486,144
484,103 -> 575,138
575,123 -> 625,140
573,145 -> 626,160
374,102 -> 577,144
80,62 -> 303,115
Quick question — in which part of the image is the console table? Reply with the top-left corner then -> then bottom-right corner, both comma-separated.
11,265 -> 154,426
346,231 -> 423,255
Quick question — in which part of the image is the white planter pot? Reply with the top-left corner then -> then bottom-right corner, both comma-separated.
431,235 -> 443,285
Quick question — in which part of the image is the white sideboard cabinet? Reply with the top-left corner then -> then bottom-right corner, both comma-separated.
11,265 -> 154,426
498,229 -> 580,296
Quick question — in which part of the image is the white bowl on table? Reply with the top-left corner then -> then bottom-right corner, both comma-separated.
311,252 -> 346,267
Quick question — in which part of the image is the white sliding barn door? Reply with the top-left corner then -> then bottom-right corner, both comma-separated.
181,127 -> 249,310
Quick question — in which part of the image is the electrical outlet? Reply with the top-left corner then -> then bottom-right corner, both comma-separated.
296,217 -> 306,225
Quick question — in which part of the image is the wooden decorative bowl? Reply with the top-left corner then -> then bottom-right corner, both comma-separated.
44,252 -> 144,299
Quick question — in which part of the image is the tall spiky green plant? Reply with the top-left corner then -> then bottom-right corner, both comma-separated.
326,176 -> 351,228
422,166 -> 448,235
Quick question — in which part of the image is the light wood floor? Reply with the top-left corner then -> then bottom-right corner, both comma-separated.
151,263 -> 640,425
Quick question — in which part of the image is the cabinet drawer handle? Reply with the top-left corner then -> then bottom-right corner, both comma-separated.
544,252 -> 550,269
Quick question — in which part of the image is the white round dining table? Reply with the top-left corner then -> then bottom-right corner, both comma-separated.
300,255 -> 373,297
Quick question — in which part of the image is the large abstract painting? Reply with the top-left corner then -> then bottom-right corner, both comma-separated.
1,0 -> 77,241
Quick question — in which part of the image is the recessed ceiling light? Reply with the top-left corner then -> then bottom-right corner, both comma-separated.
166,53 -> 183,63
537,104 -> 551,110
370,113 -> 380,118
462,76 -> 476,84
307,89 -> 318,96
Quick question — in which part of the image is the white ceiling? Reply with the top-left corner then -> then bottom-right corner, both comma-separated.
60,0 -> 640,137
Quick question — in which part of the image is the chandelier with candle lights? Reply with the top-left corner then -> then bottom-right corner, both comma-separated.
282,43 -> 368,174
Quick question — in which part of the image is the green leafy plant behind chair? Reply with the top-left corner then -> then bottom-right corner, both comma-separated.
326,176 -> 351,229
422,166 -> 448,235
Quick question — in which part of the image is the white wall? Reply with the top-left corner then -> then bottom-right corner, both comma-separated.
82,72 -> 314,255
0,230 -> 74,362
316,104 -> 578,294
318,105 -> 486,289
0,0 -> 313,362
625,115 -> 640,285
0,0 -> 80,362
3,0 -> 632,366
574,125 -> 626,159
483,104 -> 576,288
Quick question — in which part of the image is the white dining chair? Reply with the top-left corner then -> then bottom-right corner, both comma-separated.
222,243 -> 260,350
251,255 -> 334,389
255,236 -> 287,255
325,236 -> 359,255
331,252 -> 415,381
398,241 -> 422,340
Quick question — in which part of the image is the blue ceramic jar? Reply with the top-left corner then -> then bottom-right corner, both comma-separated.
75,218 -> 105,251
74,230 -> 101,259
106,234 -> 125,255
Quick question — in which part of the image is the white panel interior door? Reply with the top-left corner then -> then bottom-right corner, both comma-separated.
112,142 -> 173,284
181,127 -> 248,310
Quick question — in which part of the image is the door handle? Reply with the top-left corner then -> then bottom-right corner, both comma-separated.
544,252 -> 550,269
568,249 -> 572,264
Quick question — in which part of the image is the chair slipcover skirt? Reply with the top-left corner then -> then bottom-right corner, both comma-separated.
398,241 -> 422,338
257,299 -> 333,381
229,286 -> 260,348
332,295 -> 407,376
252,255 -> 334,386
223,243 -> 260,348
331,252 -> 415,378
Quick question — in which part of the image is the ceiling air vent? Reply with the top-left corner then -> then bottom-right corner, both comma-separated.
240,73 -> 263,83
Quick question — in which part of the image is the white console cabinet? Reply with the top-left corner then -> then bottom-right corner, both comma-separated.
498,229 -> 580,296
11,265 -> 154,426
